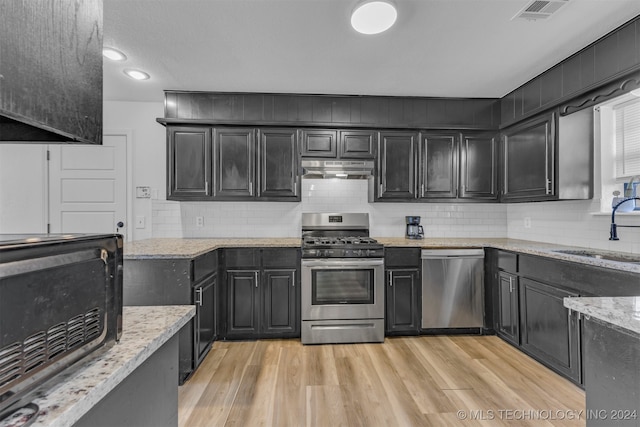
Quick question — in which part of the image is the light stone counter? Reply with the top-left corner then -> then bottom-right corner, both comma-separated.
27,305 -> 195,427
124,237 -> 301,259
564,296 -> 640,336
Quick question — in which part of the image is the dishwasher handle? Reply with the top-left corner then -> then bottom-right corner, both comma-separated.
421,249 -> 484,258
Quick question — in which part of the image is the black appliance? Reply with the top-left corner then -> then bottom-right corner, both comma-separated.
301,213 -> 385,344
0,234 -> 123,421
405,216 -> 424,239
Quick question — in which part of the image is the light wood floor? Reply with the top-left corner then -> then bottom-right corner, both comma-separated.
178,336 -> 585,427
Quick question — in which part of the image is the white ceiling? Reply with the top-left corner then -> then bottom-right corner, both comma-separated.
103,0 -> 640,103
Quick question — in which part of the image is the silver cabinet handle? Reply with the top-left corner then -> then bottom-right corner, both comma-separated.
509,276 -> 513,293
421,184 -> 425,198
379,183 -> 383,197
195,288 -> 203,306
205,181 -> 209,194
249,182 -> 253,195
545,179 -> 551,195
388,271 -> 393,287
255,271 -> 258,287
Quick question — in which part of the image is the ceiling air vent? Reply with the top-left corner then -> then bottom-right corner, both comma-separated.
512,0 -> 569,21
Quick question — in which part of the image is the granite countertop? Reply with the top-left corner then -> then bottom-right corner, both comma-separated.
124,237 -> 301,259
564,296 -> 640,336
27,305 -> 195,427
123,237 -> 640,274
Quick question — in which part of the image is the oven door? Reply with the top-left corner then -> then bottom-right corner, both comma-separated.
301,258 -> 384,321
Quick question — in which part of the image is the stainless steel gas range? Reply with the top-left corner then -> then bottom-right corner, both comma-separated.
300,213 -> 385,344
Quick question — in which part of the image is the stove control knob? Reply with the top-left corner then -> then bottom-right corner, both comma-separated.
356,249 -> 363,257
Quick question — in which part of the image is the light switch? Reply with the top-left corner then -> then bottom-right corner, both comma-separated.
136,216 -> 146,229
136,186 -> 151,198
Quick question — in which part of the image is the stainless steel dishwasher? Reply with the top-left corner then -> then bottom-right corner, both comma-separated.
421,249 -> 484,329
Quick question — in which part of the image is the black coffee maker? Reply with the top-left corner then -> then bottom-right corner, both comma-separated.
405,216 -> 424,239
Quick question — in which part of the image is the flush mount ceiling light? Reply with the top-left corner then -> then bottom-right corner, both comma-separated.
351,0 -> 397,35
102,47 -> 127,61
123,69 -> 150,80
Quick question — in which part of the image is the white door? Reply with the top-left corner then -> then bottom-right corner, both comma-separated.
49,134 -> 127,236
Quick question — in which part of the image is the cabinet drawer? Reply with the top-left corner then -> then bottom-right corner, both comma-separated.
497,251 -> 518,272
224,248 -> 260,268
384,248 -> 421,268
193,250 -> 218,282
262,248 -> 299,268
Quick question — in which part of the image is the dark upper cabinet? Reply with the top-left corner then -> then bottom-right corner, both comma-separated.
376,131 -> 419,200
258,128 -> 299,199
301,129 -> 375,159
419,132 -> 458,199
501,112 -> 556,202
338,130 -> 376,158
300,129 -> 337,157
459,133 -> 498,200
213,128 -> 256,199
167,126 -> 212,200
0,0 -> 103,143
209,127 -> 300,201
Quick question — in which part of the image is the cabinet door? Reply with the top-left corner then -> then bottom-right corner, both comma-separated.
460,133 -> 498,200
497,271 -> 519,345
376,131 -> 418,200
420,132 -> 458,199
213,128 -> 256,199
258,128 -> 299,199
262,269 -> 298,336
519,278 -> 581,383
339,130 -> 376,159
194,273 -> 216,366
502,112 -> 555,201
167,126 -> 211,200
385,269 -> 420,335
300,129 -> 337,157
226,270 -> 259,337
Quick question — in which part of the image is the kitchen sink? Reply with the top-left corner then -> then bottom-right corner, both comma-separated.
552,249 -> 640,264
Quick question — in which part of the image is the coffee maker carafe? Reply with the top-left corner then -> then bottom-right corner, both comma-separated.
405,216 -> 424,239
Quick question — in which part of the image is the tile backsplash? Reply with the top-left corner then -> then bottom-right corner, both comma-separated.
152,178 -> 640,253
152,179 -> 508,238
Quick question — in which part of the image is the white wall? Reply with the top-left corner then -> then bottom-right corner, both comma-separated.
106,100 -> 639,254
103,101 -> 165,240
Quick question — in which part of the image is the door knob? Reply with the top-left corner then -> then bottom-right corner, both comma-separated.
117,221 -> 124,228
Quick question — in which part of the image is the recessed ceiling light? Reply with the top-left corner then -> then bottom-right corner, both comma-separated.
124,69 -> 150,80
351,1 -> 397,35
102,47 -> 127,61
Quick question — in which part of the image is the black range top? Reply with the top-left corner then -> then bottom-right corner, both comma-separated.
301,213 -> 384,258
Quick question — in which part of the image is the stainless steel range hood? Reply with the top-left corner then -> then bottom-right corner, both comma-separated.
301,159 -> 374,179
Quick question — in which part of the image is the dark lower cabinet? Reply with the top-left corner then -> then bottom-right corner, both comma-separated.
223,248 -> 300,340
385,269 -> 420,335
123,250 -> 218,384
194,273 -> 216,367
263,269 -> 297,335
519,277 -> 581,383
227,270 -> 260,336
497,271 -> 519,345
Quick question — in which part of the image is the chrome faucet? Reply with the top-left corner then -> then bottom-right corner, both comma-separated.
624,175 -> 640,197
609,197 -> 640,240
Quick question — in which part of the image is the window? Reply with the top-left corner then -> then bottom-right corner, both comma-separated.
597,92 -> 640,212
614,98 -> 640,179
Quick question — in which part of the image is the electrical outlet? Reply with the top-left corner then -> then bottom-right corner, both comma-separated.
196,216 -> 204,227
524,217 -> 532,229
135,216 -> 146,229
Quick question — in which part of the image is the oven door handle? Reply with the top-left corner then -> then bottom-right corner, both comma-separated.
301,258 -> 384,268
